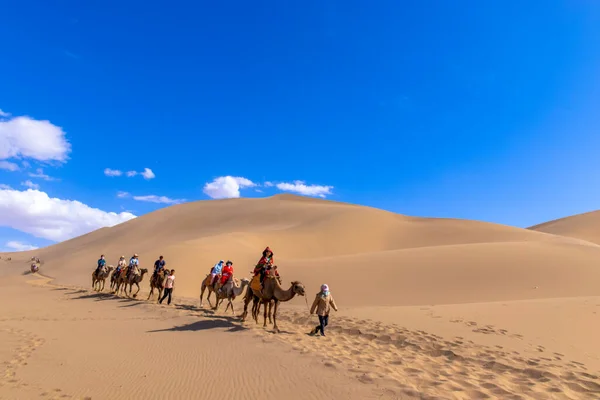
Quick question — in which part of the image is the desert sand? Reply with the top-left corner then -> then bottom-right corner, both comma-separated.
1,193 -> 600,399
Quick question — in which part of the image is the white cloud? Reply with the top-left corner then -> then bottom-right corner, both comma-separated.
203,176 -> 257,199
29,168 -> 55,181
21,180 -> 40,190
22,161 -> 30,169
141,168 -> 155,180
5,241 -> 38,252
264,181 -> 274,187
0,109 -> 11,118
104,168 -> 122,177
0,115 -> 71,162
275,181 -> 334,198
0,188 -> 136,242
120,168 -> 155,179
0,184 -> 12,190
0,160 -> 19,171
132,194 -> 185,204
116,191 -> 130,198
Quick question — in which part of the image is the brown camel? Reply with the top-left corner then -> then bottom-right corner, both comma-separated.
199,273 -> 220,308
147,269 -> 169,302
241,273 -> 305,332
124,268 -> 148,298
240,269 -> 282,324
212,277 -> 250,314
112,268 -> 129,295
92,265 -> 115,292
110,268 -> 121,292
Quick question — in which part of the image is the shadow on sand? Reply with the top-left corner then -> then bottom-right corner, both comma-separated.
147,315 -> 248,334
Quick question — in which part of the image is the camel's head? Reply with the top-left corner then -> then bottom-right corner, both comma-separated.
140,268 -> 149,275
107,265 -> 115,271
240,278 -> 250,286
291,281 -> 305,296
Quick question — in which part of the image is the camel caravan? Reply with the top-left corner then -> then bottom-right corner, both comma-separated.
91,247 -> 307,332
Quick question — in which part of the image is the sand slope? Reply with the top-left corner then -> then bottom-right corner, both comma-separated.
3,195 -> 600,399
3,194 -> 600,307
528,209 -> 600,245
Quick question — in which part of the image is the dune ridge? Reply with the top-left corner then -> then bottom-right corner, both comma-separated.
528,209 -> 600,245
3,194 -> 600,306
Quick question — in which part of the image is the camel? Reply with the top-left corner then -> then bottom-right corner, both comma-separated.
212,277 -> 250,314
239,269 -> 282,325
124,268 -> 148,298
199,273 -> 219,308
110,268 -> 121,292
92,265 -> 115,291
147,269 -> 169,302
112,268 -> 129,295
240,272 -> 305,332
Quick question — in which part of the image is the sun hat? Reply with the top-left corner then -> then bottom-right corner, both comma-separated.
321,284 -> 329,292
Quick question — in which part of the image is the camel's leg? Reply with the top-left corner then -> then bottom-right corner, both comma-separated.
263,300 -> 268,328
100,279 -> 105,292
239,289 -> 253,321
224,300 -> 230,313
268,301 -> 273,324
207,290 -> 214,308
133,282 -> 140,298
228,299 -> 235,315
252,297 -> 261,323
147,285 -> 154,300
157,288 -> 163,304
272,300 -> 280,333
213,296 -> 222,311
199,285 -> 205,307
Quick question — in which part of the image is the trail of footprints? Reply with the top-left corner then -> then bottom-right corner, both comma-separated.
0,328 -> 78,399
1,327 -> 45,385
27,279 -> 600,399
246,311 -> 600,399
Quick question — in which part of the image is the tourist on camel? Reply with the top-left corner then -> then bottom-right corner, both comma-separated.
210,260 -> 224,285
115,255 -> 127,276
153,255 -> 166,279
217,261 -> 234,294
127,254 -> 139,278
95,254 -> 106,274
253,247 -> 279,288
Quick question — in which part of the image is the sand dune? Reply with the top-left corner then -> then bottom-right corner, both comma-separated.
4,194 -> 600,305
528,209 -> 600,245
2,194 -> 600,399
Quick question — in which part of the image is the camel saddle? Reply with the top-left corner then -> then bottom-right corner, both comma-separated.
250,275 -> 262,292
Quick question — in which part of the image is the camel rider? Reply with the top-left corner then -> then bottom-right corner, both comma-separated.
210,260 -> 224,286
218,261 -> 234,294
127,254 -> 140,278
96,255 -> 106,274
115,256 -> 127,276
153,255 -> 166,279
253,247 -> 279,287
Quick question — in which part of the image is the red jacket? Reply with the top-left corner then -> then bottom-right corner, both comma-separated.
220,265 -> 233,284
254,256 -> 274,275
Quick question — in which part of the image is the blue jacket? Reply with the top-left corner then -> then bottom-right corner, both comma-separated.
212,261 -> 224,275
97,258 -> 106,268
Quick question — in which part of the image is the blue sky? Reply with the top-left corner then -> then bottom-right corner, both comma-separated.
1,1 -> 600,250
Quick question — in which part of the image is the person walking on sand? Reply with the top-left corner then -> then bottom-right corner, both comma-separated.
160,269 -> 175,305
309,284 -> 338,336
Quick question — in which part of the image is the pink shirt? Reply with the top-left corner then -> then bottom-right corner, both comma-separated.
165,275 -> 175,289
